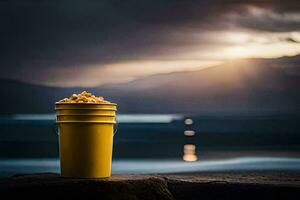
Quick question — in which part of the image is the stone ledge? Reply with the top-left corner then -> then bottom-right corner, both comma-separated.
0,172 -> 300,199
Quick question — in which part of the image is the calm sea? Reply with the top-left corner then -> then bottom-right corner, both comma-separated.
0,114 -> 300,177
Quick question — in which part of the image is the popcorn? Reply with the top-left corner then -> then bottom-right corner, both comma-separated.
58,91 -> 110,103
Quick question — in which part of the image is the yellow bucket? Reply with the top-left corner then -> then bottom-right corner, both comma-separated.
55,102 -> 117,178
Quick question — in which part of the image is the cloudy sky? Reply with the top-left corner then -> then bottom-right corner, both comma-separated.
1,0 -> 300,87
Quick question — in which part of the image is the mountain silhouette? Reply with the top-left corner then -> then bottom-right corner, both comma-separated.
1,55 -> 300,114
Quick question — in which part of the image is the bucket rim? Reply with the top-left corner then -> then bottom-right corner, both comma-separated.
55,102 -> 117,106
56,114 -> 115,116
56,120 -> 116,124
55,107 -> 117,111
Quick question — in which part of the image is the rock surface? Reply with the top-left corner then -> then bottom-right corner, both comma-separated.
0,171 -> 300,199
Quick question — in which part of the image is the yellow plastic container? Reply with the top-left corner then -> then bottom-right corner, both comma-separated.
56,115 -> 115,122
55,103 -> 117,178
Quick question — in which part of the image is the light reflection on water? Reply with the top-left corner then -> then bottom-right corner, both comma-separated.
183,144 -> 198,162
183,117 -> 197,162
184,130 -> 195,136
1,114 -> 184,124
184,118 -> 193,125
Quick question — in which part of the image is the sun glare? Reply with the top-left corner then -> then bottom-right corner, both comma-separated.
224,46 -> 250,59
226,32 -> 250,44
223,39 -> 300,59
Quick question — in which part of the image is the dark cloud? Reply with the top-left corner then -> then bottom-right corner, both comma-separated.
281,37 -> 300,43
0,0 -> 299,86
225,3 -> 300,32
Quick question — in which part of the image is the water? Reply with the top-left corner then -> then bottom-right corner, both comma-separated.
0,114 -> 300,177
1,157 -> 300,177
